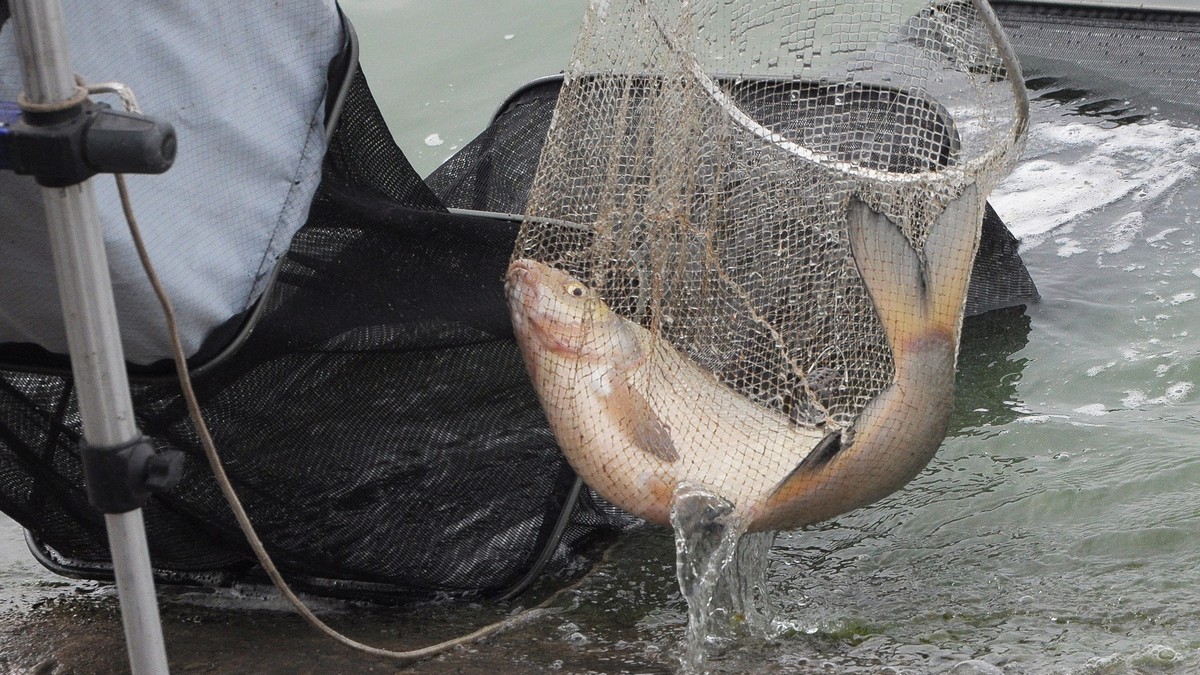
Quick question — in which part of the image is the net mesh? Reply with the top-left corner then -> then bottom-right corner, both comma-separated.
509,0 -> 1027,531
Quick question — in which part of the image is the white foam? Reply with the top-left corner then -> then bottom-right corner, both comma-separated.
1104,212 -> 1144,254
1164,381 -> 1194,402
1073,403 -> 1109,417
991,115 -> 1200,249
1169,291 -> 1195,305
1122,390 -> 1149,407
1087,644 -> 1184,669
424,133 -> 444,146
1055,238 -> 1086,257
950,659 -> 1004,674
1147,227 -> 1181,245
1121,382 -> 1193,407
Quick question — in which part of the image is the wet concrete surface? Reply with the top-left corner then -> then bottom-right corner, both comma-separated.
0,528 -> 689,675
0,581 -> 660,674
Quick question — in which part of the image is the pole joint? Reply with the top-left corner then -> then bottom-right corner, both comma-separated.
80,437 -> 184,514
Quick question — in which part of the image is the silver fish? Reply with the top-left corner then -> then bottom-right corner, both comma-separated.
507,186 -> 981,531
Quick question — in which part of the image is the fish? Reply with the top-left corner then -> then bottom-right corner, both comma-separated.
506,185 -> 982,531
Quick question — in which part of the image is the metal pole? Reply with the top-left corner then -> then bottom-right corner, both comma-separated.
7,1 -> 171,673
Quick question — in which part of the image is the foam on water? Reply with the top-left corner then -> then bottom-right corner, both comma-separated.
1055,238 -> 1086,257
1086,643 -> 1186,670
1104,212 -> 1144,254
991,116 -> 1200,250
1121,382 -> 1194,408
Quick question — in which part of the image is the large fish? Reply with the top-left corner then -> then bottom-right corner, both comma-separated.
507,186 -> 981,531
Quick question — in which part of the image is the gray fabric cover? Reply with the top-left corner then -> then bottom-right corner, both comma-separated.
0,1 -> 340,364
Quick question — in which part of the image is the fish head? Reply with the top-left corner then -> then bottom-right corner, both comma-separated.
506,259 -> 641,365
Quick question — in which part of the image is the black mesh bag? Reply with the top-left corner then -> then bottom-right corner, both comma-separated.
0,66 -> 630,600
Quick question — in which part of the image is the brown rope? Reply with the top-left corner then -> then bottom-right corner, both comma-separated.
17,84 -> 88,114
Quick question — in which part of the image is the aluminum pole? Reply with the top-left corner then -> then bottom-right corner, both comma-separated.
7,0 -> 171,672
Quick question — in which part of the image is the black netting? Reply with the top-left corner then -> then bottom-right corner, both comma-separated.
426,78 -> 561,215
995,2 -> 1200,118
0,69 -> 627,600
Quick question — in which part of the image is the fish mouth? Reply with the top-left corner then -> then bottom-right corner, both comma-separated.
506,259 -> 586,356
505,259 -> 540,313
507,258 -> 555,341
505,258 -> 537,287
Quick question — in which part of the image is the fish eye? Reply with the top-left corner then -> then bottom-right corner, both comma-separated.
566,283 -> 586,298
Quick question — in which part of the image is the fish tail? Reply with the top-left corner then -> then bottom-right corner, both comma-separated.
846,196 -> 930,355
847,183 -> 984,358
923,183 -> 983,340
754,190 -> 980,531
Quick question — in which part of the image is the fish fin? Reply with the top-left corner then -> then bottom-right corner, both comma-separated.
846,198 -> 929,352
768,430 -> 842,492
923,183 -> 983,336
606,373 -> 679,463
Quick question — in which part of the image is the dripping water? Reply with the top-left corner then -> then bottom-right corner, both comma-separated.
671,484 -> 779,673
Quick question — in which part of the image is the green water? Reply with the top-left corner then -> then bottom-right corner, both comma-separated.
1,2 -> 1198,673
344,0 -> 589,177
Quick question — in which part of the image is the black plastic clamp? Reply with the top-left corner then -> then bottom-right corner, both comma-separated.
80,436 -> 184,514
0,97 -> 175,186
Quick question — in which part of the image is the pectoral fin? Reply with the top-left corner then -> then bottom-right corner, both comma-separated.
605,373 -> 679,462
766,430 -> 843,497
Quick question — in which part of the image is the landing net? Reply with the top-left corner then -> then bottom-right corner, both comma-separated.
511,0 -> 1027,530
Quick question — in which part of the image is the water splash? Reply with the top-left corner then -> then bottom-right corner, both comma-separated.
672,484 -> 744,672
671,484 -> 779,672
712,530 -> 777,637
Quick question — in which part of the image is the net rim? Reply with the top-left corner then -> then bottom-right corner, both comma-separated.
633,0 -> 1029,187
